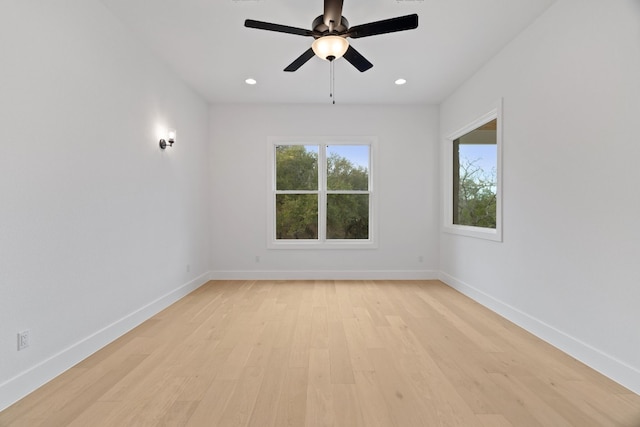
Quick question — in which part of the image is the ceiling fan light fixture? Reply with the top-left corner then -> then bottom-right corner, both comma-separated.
312,35 -> 349,61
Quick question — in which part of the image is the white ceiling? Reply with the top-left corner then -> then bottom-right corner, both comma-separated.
99,0 -> 555,105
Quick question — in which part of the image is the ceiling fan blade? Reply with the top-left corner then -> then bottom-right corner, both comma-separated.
346,14 -> 418,39
245,19 -> 315,37
323,0 -> 344,29
284,48 -> 316,72
342,45 -> 373,72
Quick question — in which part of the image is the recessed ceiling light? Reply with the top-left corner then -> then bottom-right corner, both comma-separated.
395,78 -> 407,85
245,78 -> 257,85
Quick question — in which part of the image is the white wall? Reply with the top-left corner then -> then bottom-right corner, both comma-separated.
439,0 -> 640,393
0,1 -> 211,409
209,104 -> 439,279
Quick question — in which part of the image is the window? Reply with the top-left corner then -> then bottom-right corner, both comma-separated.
444,101 -> 502,241
453,119 -> 497,228
268,138 -> 375,249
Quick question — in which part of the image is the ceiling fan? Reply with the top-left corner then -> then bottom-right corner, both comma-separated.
244,0 -> 419,72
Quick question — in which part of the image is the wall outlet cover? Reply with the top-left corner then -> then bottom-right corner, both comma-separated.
17,330 -> 30,351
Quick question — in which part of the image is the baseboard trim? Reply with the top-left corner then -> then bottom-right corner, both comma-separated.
438,271 -> 640,395
0,272 -> 211,411
210,270 -> 439,280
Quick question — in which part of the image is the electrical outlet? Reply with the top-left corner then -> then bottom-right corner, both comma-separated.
186,264 -> 191,272
17,330 -> 30,351
255,255 -> 260,263
418,255 -> 424,263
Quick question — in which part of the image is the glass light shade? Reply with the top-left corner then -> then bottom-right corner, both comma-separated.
167,129 -> 176,141
312,36 -> 349,61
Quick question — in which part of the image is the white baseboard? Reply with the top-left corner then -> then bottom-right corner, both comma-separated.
0,272 -> 211,412
438,271 -> 640,395
210,269 -> 439,281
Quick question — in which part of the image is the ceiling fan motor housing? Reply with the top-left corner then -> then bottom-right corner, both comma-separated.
312,15 -> 349,34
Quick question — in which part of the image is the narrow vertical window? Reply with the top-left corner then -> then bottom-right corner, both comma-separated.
326,145 -> 370,240
444,101 -> 502,241
453,119 -> 497,228
275,145 -> 319,239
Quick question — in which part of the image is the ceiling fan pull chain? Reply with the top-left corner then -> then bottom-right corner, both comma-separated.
333,61 -> 336,104
329,61 -> 333,100
331,60 -> 336,105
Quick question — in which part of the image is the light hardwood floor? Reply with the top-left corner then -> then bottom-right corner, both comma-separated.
2,280 -> 639,426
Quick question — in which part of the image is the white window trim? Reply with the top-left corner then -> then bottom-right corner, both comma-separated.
443,99 -> 503,242
267,136 -> 378,250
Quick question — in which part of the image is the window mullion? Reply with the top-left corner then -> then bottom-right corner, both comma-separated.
326,190 -> 369,195
318,144 -> 327,243
275,190 -> 318,194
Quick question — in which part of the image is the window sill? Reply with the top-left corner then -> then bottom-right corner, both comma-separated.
443,224 -> 502,242
268,240 -> 378,250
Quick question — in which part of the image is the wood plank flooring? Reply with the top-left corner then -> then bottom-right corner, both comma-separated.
2,280 -> 639,426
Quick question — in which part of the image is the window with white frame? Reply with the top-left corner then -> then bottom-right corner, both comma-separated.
268,138 -> 375,248
444,101 -> 502,241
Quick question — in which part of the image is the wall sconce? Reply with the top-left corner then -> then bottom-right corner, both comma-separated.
159,129 -> 176,149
